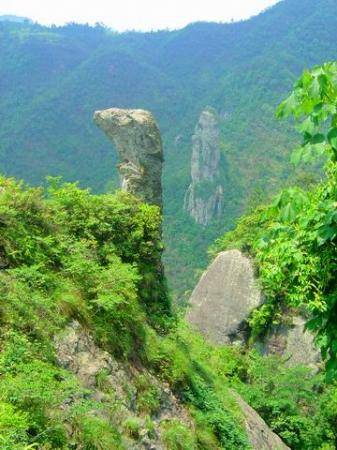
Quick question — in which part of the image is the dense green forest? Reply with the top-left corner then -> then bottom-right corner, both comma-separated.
1,0 -> 337,297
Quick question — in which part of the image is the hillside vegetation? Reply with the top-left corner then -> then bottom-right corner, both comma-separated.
211,62 -> 337,447
2,55 -> 337,448
1,175 -> 337,449
1,0 -> 337,296
0,177 -> 254,449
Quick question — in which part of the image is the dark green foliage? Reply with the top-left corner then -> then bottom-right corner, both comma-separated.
213,62 -> 337,379
234,353 -> 337,449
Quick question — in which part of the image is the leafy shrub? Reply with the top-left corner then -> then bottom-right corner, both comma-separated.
161,419 -> 197,450
235,352 -> 337,449
0,402 -> 29,450
123,416 -> 142,440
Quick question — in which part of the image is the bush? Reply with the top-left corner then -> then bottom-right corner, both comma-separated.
161,419 -> 197,450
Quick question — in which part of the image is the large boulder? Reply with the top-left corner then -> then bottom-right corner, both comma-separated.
187,248 -> 321,369
187,249 -> 263,345
94,108 -> 163,208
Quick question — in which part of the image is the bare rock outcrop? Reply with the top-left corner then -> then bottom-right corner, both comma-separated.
257,315 -> 321,370
233,392 -> 290,450
94,108 -> 163,208
187,248 -> 320,369
184,107 -> 225,225
55,321 -> 193,449
187,250 -> 263,345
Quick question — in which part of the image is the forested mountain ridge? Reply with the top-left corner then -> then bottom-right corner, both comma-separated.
1,0 -> 337,296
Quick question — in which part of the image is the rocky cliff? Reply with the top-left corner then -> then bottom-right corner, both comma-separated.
184,107 -> 225,225
187,249 -> 320,368
257,315 -> 321,370
187,250 -> 263,345
94,108 -> 163,208
55,321 -> 193,450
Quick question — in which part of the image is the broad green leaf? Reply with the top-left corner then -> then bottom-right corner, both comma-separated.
290,147 -> 304,166
276,93 -> 297,118
309,77 -> 321,98
311,133 -> 325,144
317,225 -> 337,245
327,127 -> 337,149
299,117 -> 315,134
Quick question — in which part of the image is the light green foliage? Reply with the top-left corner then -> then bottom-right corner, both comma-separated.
161,419 -> 197,450
0,402 -> 30,450
70,402 -> 122,449
0,175 -> 250,449
0,177 -> 169,448
145,324 -> 249,449
122,417 -> 142,440
134,374 -> 161,415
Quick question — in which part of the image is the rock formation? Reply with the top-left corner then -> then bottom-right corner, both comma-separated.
93,108 -> 163,208
187,248 -> 321,368
257,315 -> 321,370
233,392 -> 290,450
184,107 -> 225,225
55,321 -> 288,450
55,321 -> 193,449
187,250 -> 263,345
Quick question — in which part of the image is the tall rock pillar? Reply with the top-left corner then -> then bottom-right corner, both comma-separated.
93,108 -> 163,208
184,107 -> 225,225
94,107 -> 170,320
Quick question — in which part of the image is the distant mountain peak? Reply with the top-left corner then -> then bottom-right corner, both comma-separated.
0,15 -> 33,23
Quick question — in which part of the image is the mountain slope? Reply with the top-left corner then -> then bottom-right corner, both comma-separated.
1,0 -> 337,296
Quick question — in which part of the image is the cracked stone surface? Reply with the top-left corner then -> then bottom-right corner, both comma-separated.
94,108 -> 163,208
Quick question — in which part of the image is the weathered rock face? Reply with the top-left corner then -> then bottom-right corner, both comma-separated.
186,250 -> 263,345
93,108 -> 163,208
257,315 -> 321,370
55,322 -> 289,449
55,321 -> 193,449
184,107 -> 225,225
187,248 -> 321,369
233,392 -> 290,450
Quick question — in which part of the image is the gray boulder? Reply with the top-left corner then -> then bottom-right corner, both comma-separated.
187,248 -> 321,369
187,249 -> 263,345
94,108 -> 163,208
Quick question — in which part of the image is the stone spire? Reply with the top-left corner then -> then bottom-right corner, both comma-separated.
94,108 -> 163,208
184,107 -> 224,225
